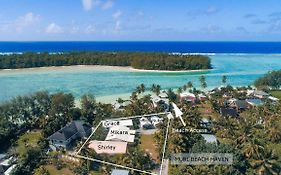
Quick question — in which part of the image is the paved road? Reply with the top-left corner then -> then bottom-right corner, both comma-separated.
161,159 -> 169,175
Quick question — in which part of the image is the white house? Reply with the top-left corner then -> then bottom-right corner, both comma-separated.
140,117 -> 152,127
150,116 -> 163,127
201,134 -> 218,144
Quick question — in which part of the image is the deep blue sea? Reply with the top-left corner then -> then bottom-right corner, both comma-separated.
0,42 -> 281,103
1,41 -> 281,53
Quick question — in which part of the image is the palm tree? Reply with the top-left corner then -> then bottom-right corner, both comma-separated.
151,84 -> 158,94
187,81 -> 193,89
177,87 -> 183,94
251,148 -> 280,175
199,75 -> 207,90
155,84 -> 161,96
140,83 -> 145,93
183,84 -> 187,91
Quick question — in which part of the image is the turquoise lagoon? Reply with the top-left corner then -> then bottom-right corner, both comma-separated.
0,54 -> 281,103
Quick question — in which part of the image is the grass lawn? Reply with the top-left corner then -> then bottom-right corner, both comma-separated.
44,165 -> 75,175
270,90 -> 281,100
198,102 -> 219,120
16,131 -> 42,157
139,135 -> 159,162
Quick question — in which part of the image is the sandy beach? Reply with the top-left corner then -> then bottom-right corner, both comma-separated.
0,65 -> 209,74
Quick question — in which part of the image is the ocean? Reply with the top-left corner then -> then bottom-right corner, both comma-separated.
1,41 -> 281,53
0,42 -> 281,103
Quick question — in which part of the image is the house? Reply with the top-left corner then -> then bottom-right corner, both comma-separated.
3,164 -> 16,175
150,116 -> 163,127
112,101 -> 131,111
151,94 -> 170,111
252,90 -> 269,99
200,118 -> 212,129
246,98 -> 263,106
0,156 -> 16,175
139,117 -> 154,129
220,108 -> 239,118
222,92 -> 232,98
201,134 -> 218,144
180,92 -> 196,103
159,91 -> 168,99
48,121 -> 92,150
268,96 -> 279,102
228,99 -> 249,110
198,93 -> 207,101
111,169 -> 129,175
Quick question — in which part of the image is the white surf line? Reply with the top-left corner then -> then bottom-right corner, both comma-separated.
75,121 -> 102,155
159,118 -> 171,175
75,155 -> 158,175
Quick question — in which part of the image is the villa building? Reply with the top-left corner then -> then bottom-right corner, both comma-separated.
48,120 -> 92,150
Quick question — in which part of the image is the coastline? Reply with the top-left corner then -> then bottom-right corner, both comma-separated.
0,65 -> 210,74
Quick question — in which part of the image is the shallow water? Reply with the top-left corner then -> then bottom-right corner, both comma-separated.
1,54 -> 281,103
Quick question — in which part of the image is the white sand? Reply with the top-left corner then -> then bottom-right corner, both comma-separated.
0,65 -> 209,74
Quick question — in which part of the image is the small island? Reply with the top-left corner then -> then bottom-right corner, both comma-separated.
0,52 -> 211,71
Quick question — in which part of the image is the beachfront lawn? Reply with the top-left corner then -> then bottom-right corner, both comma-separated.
16,131 -> 42,157
139,135 -> 159,162
44,165 -> 75,175
270,90 -> 281,100
198,101 -> 219,120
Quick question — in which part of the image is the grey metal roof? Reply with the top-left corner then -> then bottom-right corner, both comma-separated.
220,108 -> 238,117
48,121 -> 91,141
111,169 -> 129,175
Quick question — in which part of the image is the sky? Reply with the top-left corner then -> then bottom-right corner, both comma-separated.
1,0 -> 281,41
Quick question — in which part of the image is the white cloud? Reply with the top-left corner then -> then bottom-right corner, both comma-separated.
102,0 -> 114,10
112,10 -> 122,19
82,0 -> 100,11
15,12 -> 40,32
85,25 -> 96,34
45,23 -> 63,34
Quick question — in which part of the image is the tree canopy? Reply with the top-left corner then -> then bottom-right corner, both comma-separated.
254,70 -> 281,89
0,52 -> 212,71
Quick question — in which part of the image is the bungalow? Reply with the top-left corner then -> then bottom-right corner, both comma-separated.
220,108 -> 239,118
201,134 -> 218,144
150,116 -> 163,127
111,169 -> 129,175
48,121 -> 92,150
139,117 -> 154,129
159,91 -> 168,99
200,118 -> 212,128
198,93 -> 207,101
253,90 -> 269,99
268,96 -> 279,102
151,94 -> 170,111
0,156 -> 16,175
2,164 -> 16,175
112,101 -> 131,111
228,99 -> 249,110
180,92 -> 196,103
